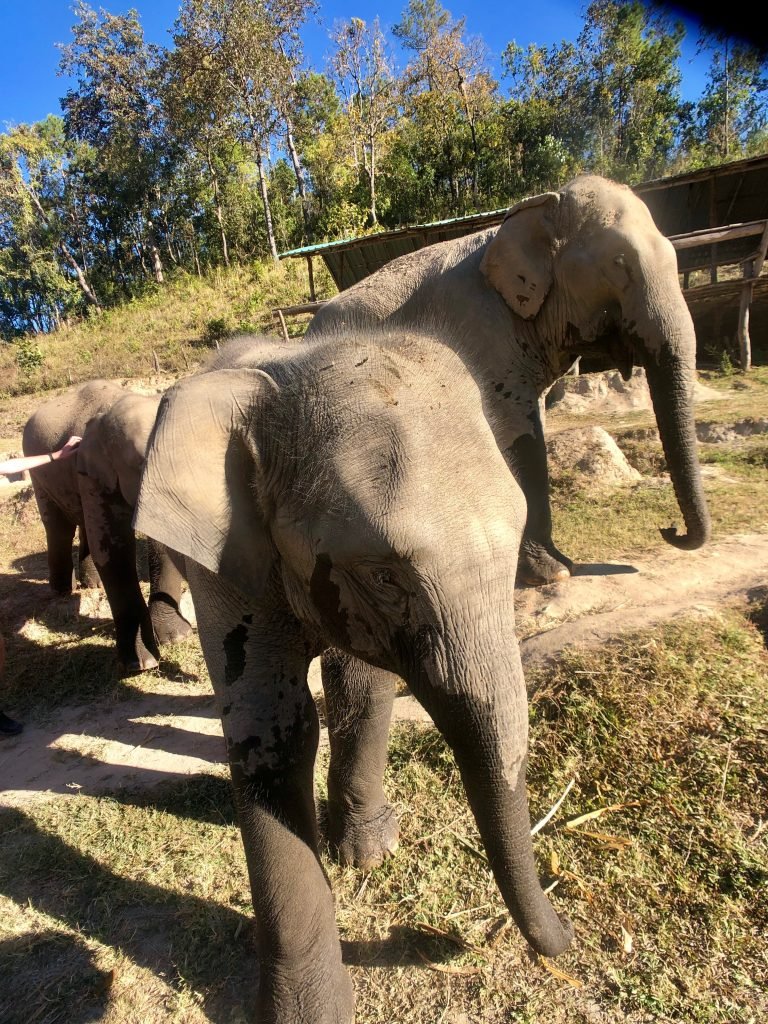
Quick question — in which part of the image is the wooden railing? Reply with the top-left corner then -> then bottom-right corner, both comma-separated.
669,218 -> 768,369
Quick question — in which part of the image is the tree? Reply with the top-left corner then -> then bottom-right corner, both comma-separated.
58,2 -> 171,285
394,0 -> 496,207
0,117 -> 100,336
690,31 -> 768,160
329,17 -> 397,226
171,0 -> 316,261
573,0 -> 687,179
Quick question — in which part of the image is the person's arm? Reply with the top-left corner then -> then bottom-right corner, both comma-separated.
0,436 -> 82,477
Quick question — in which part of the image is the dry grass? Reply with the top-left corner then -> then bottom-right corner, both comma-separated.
0,258 -> 334,398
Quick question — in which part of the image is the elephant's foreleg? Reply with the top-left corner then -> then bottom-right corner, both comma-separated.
186,563 -> 355,1024
76,521 -> 102,590
146,538 -> 192,643
35,493 -> 76,594
322,649 -> 399,869
507,427 -> 573,586
79,476 -> 159,673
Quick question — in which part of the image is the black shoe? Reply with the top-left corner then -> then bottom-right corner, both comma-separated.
0,712 -> 24,736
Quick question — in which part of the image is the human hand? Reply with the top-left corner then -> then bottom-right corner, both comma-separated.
57,436 -> 82,460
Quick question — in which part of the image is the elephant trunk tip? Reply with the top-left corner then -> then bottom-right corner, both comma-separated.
659,523 -> 711,551
527,912 -> 575,958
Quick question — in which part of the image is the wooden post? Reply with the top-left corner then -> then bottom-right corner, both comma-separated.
276,309 -> 290,343
709,174 -> 718,285
738,219 -> 768,372
306,255 -> 316,302
737,262 -> 753,372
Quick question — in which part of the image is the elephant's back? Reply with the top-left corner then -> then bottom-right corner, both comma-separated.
308,230 -> 493,337
23,379 -> 127,455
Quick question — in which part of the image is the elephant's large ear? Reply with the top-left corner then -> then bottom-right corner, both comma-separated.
480,191 -> 561,319
76,415 -> 118,492
133,368 -> 278,600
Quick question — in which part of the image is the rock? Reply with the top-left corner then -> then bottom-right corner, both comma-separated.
696,417 -> 768,443
546,426 -> 642,485
546,367 -> 725,415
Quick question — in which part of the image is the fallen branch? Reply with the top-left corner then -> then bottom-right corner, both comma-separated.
531,777 -> 576,836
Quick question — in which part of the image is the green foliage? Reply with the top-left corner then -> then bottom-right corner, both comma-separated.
720,348 -> 736,376
13,337 -> 44,374
1,0 -> 767,340
201,315 -> 232,346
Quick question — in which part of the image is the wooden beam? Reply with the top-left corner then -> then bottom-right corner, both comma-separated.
669,219 -> 768,250
273,301 -> 327,317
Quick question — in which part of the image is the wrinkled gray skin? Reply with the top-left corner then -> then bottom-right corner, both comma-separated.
301,174 -> 713,889
134,328 -> 574,1024
23,381 -> 191,673
309,174 -> 711,584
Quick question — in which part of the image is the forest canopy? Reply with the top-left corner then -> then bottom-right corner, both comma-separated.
1,0 -> 767,338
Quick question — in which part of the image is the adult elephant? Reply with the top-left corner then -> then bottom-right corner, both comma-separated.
23,382 -> 191,673
309,173 -> 711,585
134,327 -> 574,1023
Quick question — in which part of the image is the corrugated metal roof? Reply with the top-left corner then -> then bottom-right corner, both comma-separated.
279,208 -> 513,291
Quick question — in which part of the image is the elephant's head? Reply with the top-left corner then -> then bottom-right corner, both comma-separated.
134,334 -> 574,958
76,392 -> 161,507
480,174 -> 710,551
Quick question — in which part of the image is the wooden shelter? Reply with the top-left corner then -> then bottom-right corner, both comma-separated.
279,154 -> 768,367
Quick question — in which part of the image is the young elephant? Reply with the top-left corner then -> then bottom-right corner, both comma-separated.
134,328 -> 574,1023
23,382 -> 191,672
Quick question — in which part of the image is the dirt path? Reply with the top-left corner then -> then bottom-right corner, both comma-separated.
2,532 -> 766,808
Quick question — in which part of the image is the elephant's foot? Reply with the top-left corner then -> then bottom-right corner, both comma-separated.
78,554 -> 102,590
517,539 -> 573,587
150,599 -> 193,644
119,651 -> 159,676
327,802 -> 400,870
117,632 -> 160,676
49,572 -> 75,596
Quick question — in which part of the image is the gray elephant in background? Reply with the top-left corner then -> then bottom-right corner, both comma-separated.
309,173 -> 711,585
134,325 -> 574,1024
23,381 -> 191,673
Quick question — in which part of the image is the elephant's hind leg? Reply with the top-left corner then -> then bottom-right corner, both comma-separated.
322,649 -> 399,870
36,494 -> 76,594
79,477 -> 159,673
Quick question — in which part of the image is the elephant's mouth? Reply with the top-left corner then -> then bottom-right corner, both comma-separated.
571,313 -> 636,380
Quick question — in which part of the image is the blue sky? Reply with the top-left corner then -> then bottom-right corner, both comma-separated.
0,0 -> 711,130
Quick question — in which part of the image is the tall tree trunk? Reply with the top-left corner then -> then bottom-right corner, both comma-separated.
284,114 -> 311,236
255,149 -> 279,261
206,146 -> 230,267
26,184 -> 100,309
367,134 -> 378,226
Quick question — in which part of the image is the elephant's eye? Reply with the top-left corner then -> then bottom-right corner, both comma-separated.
613,253 -> 633,285
371,568 -> 394,587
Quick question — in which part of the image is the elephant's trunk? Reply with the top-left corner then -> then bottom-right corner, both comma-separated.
644,347 -> 711,550
407,614 -> 573,958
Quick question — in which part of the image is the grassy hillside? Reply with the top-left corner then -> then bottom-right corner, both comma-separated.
0,258 -> 336,398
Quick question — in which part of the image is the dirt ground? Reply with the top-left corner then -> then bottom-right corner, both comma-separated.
2,528 -> 766,808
